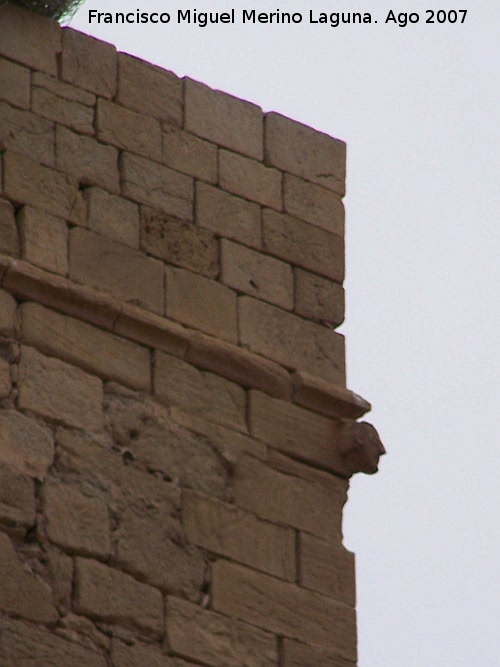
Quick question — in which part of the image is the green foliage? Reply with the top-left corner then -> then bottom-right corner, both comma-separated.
3,0 -> 85,22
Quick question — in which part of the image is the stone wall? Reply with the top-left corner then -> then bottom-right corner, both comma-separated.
0,5 -> 383,665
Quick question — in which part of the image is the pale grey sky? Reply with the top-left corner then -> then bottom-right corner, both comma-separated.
70,2 -> 499,664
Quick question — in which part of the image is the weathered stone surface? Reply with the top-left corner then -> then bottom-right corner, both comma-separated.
183,490 -> 295,580
74,557 -> 164,636
300,532 -> 356,606
0,57 -> 30,109
196,182 -> 261,248
114,303 -> 191,358
32,85 -> 94,135
96,98 -> 162,161
165,266 -> 237,343
0,101 -> 54,166
221,239 -> 293,309
69,227 -> 164,315
56,612 -> 111,653
121,152 -> 193,220
212,560 -> 356,661
155,352 -> 246,432
249,390 -> 347,473
56,125 -> 120,193
265,112 -> 346,195
0,4 -> 61,75
185,78 -> 263,159
0,462 -> 35,530
233,454 -> 347,542
46,546 -> 73,610
295,268 -> 345,326
112,638 -> 184,667
219,150 -> 282,209
42,479 -> 111,557
167,596 -> 278,667
0,199 -> 19,257
0,288 -> 17,335
292,370 -> 371,420
117,53 -> 183,126
186,331 -> 292,401
284,174 -> 345,235
239,296 -> 346,385
104,388 -> 228,496
263,208 -> 344,282
61,29 -> 117,98
282,639 -> 356,667
18,206 -> 68,275
0,531 -> 58,623
0,409 -> 54,480
163,126 -> 217,183
169,407 -> 267,463
18,345 -> 103,432
85,187 -> 140,248
141,207 -> 218,278
2,151 -> 85,224
32,71 -> 96,106
0,616 -> 107,667
114,504 -> 206,601
21,302 -> 151,391
0,357 -> 10,399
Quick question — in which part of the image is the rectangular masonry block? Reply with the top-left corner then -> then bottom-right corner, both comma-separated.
141,207 -> 218,278
0,357 -> 11,399
196,182 -> 261,248
0,101 -> 55,166
18,345 -> 103,431
112,639 -> 181,667
0,532 -> 58,623
221,239 -> 293,309
61,28 -> 117,98
0,289 -> 17,336
18,206 -> 68,275
69,227 -> 164,315
166,266 -> 237,343
263,208 -> 344,282
300,532 -> 356,607
0,199 -> 19,257
42,478 -> 111,558
121,152 -> 193,220
0,461 -> 35,531
0,617 -> 107,667
0,57 -> 30,109
56,125 -> 120,194
154,351 -> 246,433
2,151 -> 85,224
239,296 -> 346,385
284,173 -> 345,235
185,78 -> 263,159
0,4 -> 61,75
163,126 -> 217,183
0,409 -> 54,481
249,390 -> 345,473
167,596 -> 278,667
183,490 -> 295,580
32,71 -> 97,106
84,186 -> 140,248
265,112 -> 346,195
233,454 -> 347,542
219,149 -> 282,209
96,98 -> 162,162
117,53 -> 183,126
295,267 -> 345,326
21,302 -> 151,391
32,86 -> 94,135
212,560 -> 357,662
74,558 -> 163,636
282,639 -> 356,667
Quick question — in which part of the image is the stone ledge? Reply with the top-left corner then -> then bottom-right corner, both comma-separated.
0,254 -> 369,419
